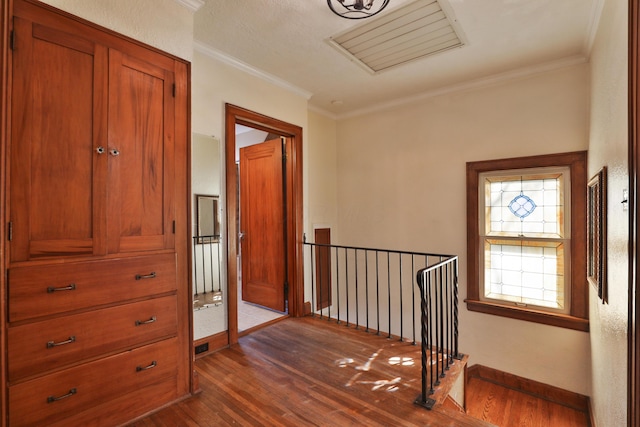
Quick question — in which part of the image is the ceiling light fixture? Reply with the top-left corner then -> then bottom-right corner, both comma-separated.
327,0 -> 390,19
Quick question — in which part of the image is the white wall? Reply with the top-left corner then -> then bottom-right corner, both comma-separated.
587,0 -> 629,424
307,110 -> 339,234
38,0 -> 194,60
336,64 -> 592,394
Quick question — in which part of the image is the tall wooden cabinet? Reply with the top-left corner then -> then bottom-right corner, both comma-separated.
2,1 -> 192,425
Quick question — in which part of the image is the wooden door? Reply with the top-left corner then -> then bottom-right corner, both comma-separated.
239,138 -> 286,312
107,49 -> 175,254
9,16 -> 108,262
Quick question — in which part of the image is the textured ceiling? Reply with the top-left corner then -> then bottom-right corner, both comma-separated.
194,0 -> 601,118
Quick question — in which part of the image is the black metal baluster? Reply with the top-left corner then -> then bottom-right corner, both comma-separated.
354,248 -> 359,329
200,239 -> 206,296
310,243 -> 316,318
411,255 -> 416,345
365,249 -> 370,333
444,260 -> 451,370
345,248 -> 350,327
217,240 -> 222,293
319,243 -> 325,318
399,253 -> 404,341
336,247 -> 341,324
438,266 -> 446,381
376,250 -> 381,335
417,270 -> 429,407
193,237 -> 199,297
453,257 -> 462,359
328,245 -> 333,321
208,239 -> 214,293
427,270 -> 435,395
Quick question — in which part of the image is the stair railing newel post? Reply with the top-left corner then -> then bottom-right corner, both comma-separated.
414,268 -> 436,409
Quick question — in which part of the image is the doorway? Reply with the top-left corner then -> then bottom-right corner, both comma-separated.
225,104 -> 304,345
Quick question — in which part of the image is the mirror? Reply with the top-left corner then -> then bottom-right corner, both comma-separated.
196,194 -> 220,243
192,134 -> 226,343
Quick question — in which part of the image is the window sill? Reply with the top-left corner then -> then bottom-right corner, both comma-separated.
465,299 -> 589,332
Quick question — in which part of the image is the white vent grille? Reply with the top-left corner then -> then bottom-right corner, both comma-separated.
328,0 -> 464,73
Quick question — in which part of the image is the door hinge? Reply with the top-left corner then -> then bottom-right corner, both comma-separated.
284,281 -> 289,297
7,222 -> 12,241
172,220 -> 176,234
172,83 -> 176,97
10,30 -> 16,51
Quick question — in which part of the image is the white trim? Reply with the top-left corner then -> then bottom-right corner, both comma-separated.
336,54 -> 588,120
193,40 -> 314,101
174,0 -> 204,13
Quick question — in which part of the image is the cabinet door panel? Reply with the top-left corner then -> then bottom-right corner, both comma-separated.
108,50 -> 175,254
10,17 -> 108,262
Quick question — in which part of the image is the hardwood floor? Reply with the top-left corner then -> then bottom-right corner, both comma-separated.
129,317 -> 590,427
465,374 -> 590,427
129,317 -> 492,426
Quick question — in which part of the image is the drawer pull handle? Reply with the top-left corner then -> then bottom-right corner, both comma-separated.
135,272 -> 156,280
47,336 -> 76,348
47,388 -> 77,403
135,316 -> 157,326
136,361 -> 157,372
47,283 -> 76,293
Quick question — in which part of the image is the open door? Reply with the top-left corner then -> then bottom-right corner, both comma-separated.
239,138 -> 286,312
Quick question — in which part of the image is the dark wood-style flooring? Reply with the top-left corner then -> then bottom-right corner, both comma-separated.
128,317 -> 588,426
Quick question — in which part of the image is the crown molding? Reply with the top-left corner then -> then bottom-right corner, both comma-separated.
334,55 -> 589,120
583,0 -> 605,56
307,104 -> 339,120
175,0 -> 204,13
194,40 -> 313,100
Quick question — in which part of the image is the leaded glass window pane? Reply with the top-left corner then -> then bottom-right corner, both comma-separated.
484,239 -> 565,309
484,173 -> 564,238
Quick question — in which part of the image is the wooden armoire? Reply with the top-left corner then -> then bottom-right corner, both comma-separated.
1,1 -> 192,425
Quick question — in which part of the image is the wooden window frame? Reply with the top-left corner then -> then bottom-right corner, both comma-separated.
466,151 -> 589,332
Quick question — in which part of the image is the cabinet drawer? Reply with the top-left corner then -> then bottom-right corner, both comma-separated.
8,253 -> 177,322
9,337 -> 178,427
8,295 -> 178,382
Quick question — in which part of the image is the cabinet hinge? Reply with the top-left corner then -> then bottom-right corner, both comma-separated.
7,222 -> 12,241
172,83 -> 176,97
10,30 -> 16,51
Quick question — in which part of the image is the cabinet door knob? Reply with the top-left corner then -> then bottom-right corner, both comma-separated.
109,148 -> 120,156
96,146 -> 105,154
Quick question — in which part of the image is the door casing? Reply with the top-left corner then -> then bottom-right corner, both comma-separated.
224,104 -> 303,345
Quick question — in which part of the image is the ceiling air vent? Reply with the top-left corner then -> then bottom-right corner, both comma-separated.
327,0 -> 465,73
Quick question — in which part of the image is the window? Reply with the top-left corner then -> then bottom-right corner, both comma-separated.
466,152 -> 588,331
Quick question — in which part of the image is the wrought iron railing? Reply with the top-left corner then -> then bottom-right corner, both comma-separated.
414,255 -> 462,410
303,239 -> 460,409
192,235 -> 223,309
